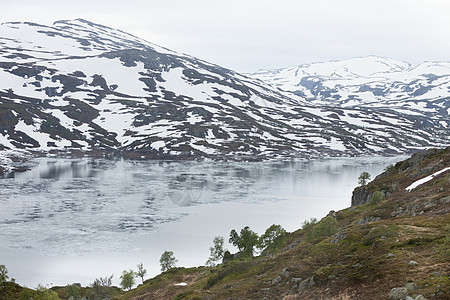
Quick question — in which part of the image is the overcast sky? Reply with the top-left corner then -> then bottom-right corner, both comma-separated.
1,0 -> 449,72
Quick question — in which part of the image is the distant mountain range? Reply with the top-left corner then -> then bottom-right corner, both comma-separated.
249,56 -> 449,125
0,19 -> 449,169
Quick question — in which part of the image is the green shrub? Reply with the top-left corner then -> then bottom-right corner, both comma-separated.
363,227 -> 397,246
204,261 -> 253,289
258,224 -> 287,257
369,191 -> 384,206
304,216 -> 338,242
311,217 -> 338,240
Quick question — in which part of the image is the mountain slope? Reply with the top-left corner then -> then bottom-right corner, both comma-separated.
111,147 -> 449,299
1,21 -> 449,171
249,56 -> 450,126
2,149 -> 448,299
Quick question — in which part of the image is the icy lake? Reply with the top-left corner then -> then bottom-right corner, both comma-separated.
0,156 -> 405,287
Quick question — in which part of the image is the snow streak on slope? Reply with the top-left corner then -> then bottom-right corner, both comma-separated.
0,21 -> 449,170
249,56 -> 450,129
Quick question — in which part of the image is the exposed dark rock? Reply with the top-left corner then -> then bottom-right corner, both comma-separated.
405,282 -> 419,293
389,287 -> 408,300
351,185 -> 373,207
356,216 -> 381,225
408,260 -> 418,267
280,268 -> 290,278
297,276 -> 315,292
271,276 -> 282,285
330,229 -> 348,244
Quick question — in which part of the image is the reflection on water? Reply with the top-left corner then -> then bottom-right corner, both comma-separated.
0,156 -> 405,256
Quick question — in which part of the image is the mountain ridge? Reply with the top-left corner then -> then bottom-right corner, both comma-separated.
249,56 -> 450,111
1,20 -> 449,172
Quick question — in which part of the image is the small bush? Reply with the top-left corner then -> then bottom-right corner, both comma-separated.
174,290 -> 201,300
369,191 -> 384,206
305,217 -> 338,242
391,235 -> 445,248
363,227 -> 397,246
204,261 -> 253,289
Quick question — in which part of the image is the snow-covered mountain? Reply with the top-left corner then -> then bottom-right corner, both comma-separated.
0,20 -> 449,170
249,56 -> 450,122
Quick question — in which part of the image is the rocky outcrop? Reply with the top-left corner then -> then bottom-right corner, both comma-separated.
389,287 -> 408,299
351,147 -> 449,207
351,185 -> 373,207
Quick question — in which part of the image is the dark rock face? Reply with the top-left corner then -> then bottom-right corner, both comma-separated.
351,186 -> 373,207
351,147 -> 449,207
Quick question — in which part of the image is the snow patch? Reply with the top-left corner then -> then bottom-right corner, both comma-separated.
405,167 -> 450,191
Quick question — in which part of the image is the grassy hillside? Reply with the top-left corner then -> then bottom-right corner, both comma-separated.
2,148 -> 449,299
117,148 -> 449,299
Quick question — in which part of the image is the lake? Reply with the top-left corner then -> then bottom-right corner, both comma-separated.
0,156 -> 405,287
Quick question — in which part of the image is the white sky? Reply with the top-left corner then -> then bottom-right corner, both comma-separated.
1,0 -> 450,72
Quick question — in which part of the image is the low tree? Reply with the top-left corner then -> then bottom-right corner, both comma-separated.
136,263 -> 147,284
302,218 -> 318,230
206,236 -> 226,266
18,289 -> 37,300
369,190 -> 384,206
19,284 -> 60,300
310,216 -> 338,241
258,224 -> 287,258
90,274 -> 113,300
358,171 -> 371,186
35,284 -> 59,300
301,218 -> 318,240
160,251 -> 178,272
120,270 -> 135,291
1,264 -> 12,300
66,284 -> 81,300
229,226 -> 259,258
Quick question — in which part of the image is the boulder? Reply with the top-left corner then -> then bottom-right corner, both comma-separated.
389,287 -> 408,300
405,282 -> 419,293
356,216 -> 381,225
331,229 -> 348,244
351,186 -> 372,207
271,276 -> 282,285
408,260 -> 418,266
280,267 -> 290,278
290,278 -> 303,284
298,276 -> 315,292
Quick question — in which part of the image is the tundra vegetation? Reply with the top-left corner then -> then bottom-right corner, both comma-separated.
2,148 -> 449,299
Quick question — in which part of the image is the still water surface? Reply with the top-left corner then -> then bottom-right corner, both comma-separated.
0,156 -> 405,287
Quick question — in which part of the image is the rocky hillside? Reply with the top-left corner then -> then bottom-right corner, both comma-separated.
113,148 -> 448,299
2,148 -> 448,299
1,21 -> 449,172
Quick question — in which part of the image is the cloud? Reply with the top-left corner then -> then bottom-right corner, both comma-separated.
1,0 -> 449,72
